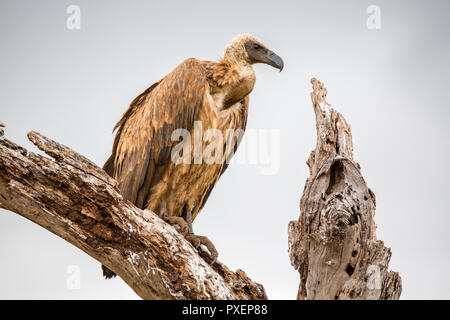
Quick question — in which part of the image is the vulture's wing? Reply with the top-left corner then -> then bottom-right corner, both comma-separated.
103,58 -> 207,208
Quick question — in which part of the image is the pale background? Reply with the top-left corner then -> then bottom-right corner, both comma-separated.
1,0 -> 449,299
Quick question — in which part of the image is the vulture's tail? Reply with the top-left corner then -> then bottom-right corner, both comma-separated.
101,264 -> 117,279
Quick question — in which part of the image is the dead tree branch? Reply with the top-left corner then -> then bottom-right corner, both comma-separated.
0,127 -> 266,300
288,78 -> 402,300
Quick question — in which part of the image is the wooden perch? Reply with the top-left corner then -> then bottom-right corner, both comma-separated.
288,78 -> 402,300
0,127 -> 266,300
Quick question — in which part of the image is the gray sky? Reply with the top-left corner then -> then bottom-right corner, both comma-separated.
1,0 -> 449,299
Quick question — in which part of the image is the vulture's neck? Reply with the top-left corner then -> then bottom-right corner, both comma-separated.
222,50 -> 250,67
207,55 -> 255,112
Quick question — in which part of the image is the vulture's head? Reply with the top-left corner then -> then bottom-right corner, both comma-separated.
224,34 -> 284,71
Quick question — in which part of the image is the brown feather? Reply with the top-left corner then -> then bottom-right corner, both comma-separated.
104,58 -> 206,208
203,60 -> 240,89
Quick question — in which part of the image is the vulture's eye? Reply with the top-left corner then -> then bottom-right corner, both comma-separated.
253,43 -> 261,50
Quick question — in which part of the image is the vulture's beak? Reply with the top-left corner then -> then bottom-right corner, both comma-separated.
266,50 -> 284,72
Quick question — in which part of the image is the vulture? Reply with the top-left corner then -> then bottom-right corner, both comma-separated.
102,34 -> 283,278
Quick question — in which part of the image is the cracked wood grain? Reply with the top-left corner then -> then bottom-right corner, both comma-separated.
288,78 -> 402,300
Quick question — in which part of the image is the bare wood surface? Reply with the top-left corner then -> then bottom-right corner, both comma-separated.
288,78 -> 402,300
0,128 -> 266,300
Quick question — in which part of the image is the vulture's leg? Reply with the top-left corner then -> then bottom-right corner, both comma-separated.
183,206 -> 218,264
158,202 -> 189,236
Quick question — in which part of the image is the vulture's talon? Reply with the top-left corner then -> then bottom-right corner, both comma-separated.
164,216 -> 189,236
186,233 -> 218,264
185,233 -> 201,249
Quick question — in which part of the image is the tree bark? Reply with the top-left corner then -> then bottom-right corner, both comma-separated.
288,78 -> 402,300
0,127 -> 266,300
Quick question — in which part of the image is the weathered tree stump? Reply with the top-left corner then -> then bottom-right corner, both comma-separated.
288,78 -> 402,300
